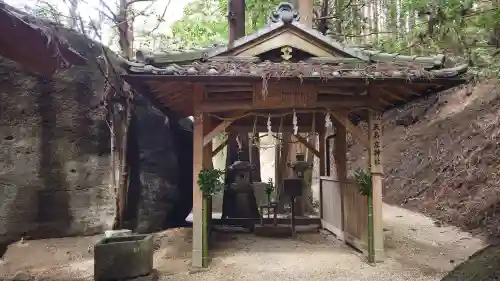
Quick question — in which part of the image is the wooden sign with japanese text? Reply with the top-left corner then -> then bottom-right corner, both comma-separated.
253,82 -> 317,109
369,111 -> 383,174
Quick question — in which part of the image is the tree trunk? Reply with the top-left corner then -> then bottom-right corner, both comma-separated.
113,0 -> 134,229
297,0 -> 314,27
374,0 -> 379,43
491,0 -> 500,47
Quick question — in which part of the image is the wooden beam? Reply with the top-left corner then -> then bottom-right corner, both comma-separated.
293,134 -> 320,157
199,100 -> 252,112
203,120 -> 233,147
377,86 -> 406,101
377,97 -> 393,106
202,110 -> 248,147
329,110 -> 369,147
212,137 -> 228,156
233,125 -> 320,133
212,217 -> 321,226
199,97 -> 376,113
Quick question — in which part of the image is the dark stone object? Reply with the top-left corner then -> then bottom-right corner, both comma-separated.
228,160 -> 254,172
283,178 -> 303,197
132,95 -> 194,232
126,269 -> 158,281
94,234 -> 154,281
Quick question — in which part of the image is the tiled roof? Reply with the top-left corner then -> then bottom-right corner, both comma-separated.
124,58 -> 468,80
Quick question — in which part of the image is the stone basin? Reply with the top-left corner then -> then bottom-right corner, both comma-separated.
94,234 -> 153,281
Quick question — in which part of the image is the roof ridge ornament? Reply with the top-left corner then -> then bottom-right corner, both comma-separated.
269,2 -> 300,24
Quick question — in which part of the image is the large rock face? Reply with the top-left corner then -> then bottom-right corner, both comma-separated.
0,28 -> 193,249
132,96 -> 193,233
0,56 -> 114,244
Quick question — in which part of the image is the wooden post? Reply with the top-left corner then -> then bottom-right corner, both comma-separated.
203,116 -> 214,261
319,130 -> 326,177
368,110 -> 384,262
192,113 -> 204,268
335,123 -> 347,235
192,83 -> 213,268
274,137 -> 280,192
318,130 -> 325,218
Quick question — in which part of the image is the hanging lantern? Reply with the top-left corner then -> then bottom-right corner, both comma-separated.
292,110 -> 298,135
325,112 -> 332,128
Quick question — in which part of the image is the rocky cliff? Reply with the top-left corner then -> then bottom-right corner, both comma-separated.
0,54 -> 114,244
131,95 -> 193,232
0,27 -> 193,251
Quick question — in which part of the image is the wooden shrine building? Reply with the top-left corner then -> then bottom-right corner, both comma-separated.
123,2 -> 469,268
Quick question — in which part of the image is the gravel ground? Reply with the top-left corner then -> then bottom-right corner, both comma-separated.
0,204 -> 487,281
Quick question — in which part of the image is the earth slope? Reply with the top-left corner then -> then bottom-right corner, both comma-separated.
349,81 -> 500,239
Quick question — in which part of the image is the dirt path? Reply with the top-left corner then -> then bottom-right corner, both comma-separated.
383,204 -> 486,276
0,204 -> 487,281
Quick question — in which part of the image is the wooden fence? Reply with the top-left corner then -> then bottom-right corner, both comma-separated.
319,176 -> 368,254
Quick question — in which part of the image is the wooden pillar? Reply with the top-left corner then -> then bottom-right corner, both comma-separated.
335,123 -> 347,234
192,82 -> 213,268
192,113 -> 214,268
288,134 -> 297,175
319,130 -> 326,177
368,110 -> 384,261
192,113 -> 204,268
318,130 -> 326,219
203,117 -> 214,259
274,137 -> 280,190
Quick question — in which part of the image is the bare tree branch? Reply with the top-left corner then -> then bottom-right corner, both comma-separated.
126,0 -> 153,7
98,0 -> 118,19
148,0 -> 172,34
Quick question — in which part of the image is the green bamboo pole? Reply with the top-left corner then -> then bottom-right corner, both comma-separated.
367,177 -> 375,264
208,196 -> 213,242
202,196 -> 209,267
